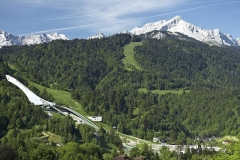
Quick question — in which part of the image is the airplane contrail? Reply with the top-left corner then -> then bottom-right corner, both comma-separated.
19,0 -> 239,36
18,22 -> 105,36
42,13 -> 109,21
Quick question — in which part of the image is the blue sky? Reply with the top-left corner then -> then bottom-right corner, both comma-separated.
1,0 -> 239,39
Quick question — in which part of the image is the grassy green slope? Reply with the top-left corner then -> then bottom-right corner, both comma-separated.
122,42 -> 143,71
26,80 -> 87,116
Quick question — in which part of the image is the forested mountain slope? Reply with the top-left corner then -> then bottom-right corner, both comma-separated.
1,34 -> 131,92
0,57 -> 123,159
1,33 -> 240,143
134,37 -> 240,88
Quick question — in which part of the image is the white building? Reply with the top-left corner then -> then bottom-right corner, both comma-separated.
87,116 -> 102,121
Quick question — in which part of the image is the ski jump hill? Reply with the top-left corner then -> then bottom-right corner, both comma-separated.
6,75 -> 55,106
6,75 -> 99,130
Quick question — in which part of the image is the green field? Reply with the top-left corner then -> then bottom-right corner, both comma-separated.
122,42 -> 143,71
138,88 -> 189,95
215,136 -> 239,143
26,80 -> 88,116
118,132 -> 153,145
43,131 -> 63,144
133,108 -> 139,116
7,63 -> 19,71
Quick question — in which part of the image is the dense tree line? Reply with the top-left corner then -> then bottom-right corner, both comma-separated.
128,141 -> 240,160
128,143 -> 215,160
134,37 -> 240,88
0,57 -> 121,159
80,85 -> 240,141
2,33 -> 240,151
1,34 -> 131,93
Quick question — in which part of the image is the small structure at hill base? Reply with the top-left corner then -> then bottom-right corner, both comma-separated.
87,116 -> 102,121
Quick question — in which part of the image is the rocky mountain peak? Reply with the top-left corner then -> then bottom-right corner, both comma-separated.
129,16 -> 239,46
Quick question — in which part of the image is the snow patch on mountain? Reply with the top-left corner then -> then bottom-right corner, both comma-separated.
130,15 -> 239,46
237,38 -> 240,46
145,31 -> 169,40
0,30 -> 68,48
87,33 -> 105,39
130,20 -> 166,35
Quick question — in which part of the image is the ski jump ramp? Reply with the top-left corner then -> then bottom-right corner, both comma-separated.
6,75 -> 55,106
6,75 -> 99,130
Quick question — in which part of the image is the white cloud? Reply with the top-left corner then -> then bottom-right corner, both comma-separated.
9,0 -> 239,37
11,0 -> 187,35
68,0 -> 187,34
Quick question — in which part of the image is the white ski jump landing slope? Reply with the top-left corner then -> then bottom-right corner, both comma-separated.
6,75 -> 55,106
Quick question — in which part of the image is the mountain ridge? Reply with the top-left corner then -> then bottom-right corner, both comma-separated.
129,15 -> 239,46
0,30 -> 68,48
1,16 -> 239,47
